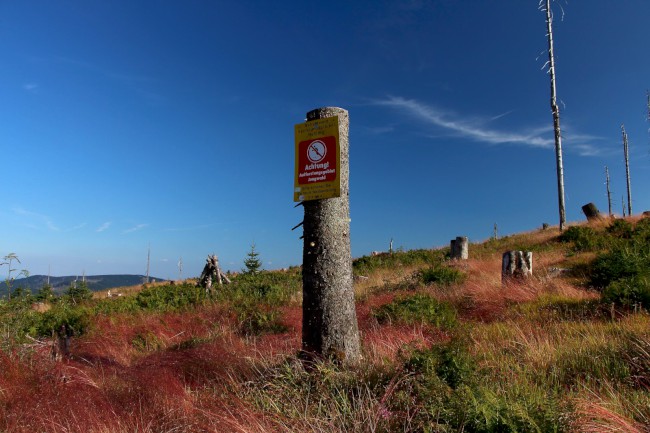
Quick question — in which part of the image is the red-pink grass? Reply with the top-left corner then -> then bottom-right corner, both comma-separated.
0,224 -> 626,432
432,255 -> 598,322
571,399 -> 648,433
362,323 -> 445,365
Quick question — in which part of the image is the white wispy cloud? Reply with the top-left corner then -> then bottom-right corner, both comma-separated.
96,222 -> 112,232
362,125 -> 396,135
11,206 -> 59,231
163,223 -> 214,232
371,96 -> 602,156
123,224 -> 148,234
23,83 -> 39,93
67,223 -> 87,231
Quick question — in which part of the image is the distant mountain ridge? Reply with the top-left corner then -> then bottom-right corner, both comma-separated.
4,274 -> 167,295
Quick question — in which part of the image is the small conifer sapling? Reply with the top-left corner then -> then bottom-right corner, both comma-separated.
243,243 -> 263,274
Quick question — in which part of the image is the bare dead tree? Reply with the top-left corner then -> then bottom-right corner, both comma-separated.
622,124 -> 632,216
605,166 -> 612,217
540,0 -> 566,231
145,243 -> 150,284
647,90 -> 650,141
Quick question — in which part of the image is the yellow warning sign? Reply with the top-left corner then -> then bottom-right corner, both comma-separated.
294,116 -> 340,201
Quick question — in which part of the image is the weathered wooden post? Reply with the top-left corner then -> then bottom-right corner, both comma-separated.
450,236 -> 468,260
502,251 -> 533,282
296,107 -> 360,364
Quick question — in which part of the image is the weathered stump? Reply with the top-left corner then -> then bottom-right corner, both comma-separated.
582,202 -> 603,221
502,251 -> 533,281
51,324 -> 71,361
450,236 -> 469,260
198,254 -> 230,293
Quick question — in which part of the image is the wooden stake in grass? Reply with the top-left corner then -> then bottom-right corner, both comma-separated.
540,0 -> 566,231
301,107 -> 360,364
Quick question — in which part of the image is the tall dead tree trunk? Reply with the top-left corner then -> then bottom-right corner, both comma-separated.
301,107 -> 360,364
622,124 -> 632,216
605,166 -> 612,217
542,0 -> 566,231
646,90 -> 649,125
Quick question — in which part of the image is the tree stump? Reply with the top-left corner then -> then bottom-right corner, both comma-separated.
502,251 -> 533,281
582,202 -> 603,221
197,255 -> 230,293
450,236 -> 469,260
51,324 -> 71,361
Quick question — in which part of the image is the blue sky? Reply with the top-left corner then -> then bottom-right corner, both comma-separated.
1,0 -> 649,279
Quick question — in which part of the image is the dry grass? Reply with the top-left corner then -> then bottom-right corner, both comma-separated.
92,279 -> 197,299
354,265 -> 421,299
3,218 -> 650,432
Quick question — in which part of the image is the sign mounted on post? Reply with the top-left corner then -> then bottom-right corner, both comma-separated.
294,116 -> 340,202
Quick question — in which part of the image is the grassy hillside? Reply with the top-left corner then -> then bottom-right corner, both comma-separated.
0,218 -> 649,432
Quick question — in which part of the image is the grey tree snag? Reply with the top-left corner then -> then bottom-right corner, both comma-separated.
542,0 -> 566,231
622,124 -> 632,216
301,107 -> 361,364
450,236 -> 468,260
605,166 -> 612,217
502,251 -> 533,282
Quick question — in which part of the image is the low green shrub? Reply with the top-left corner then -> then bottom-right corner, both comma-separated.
590,245 -> 650,289
406,338 -> 475,389
602,275 -> 650,309
607,219 -> 634,239
64,281 -> 93,304
633,217 -> 650,241
418,266 -> 466,287
373,294 -> 457,329
211,271 -> 300,336
444,381 -> 565,433
236,306 -> 287,336
353,249 -> 444,275
135,283 -> 206,311
559,226 -> 603,252
35,304 -> 92,338
223,271 -> 299,306
404,337 -> 565,432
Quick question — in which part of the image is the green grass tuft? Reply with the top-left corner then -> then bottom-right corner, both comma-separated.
373,294 -> 457,329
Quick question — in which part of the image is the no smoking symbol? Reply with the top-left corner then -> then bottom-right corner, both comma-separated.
307,140 -> 327,163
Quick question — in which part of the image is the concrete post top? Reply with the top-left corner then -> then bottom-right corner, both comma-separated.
306,107 -> 348,121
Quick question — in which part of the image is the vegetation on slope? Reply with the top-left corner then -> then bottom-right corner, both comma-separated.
1,218 -> 650,432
